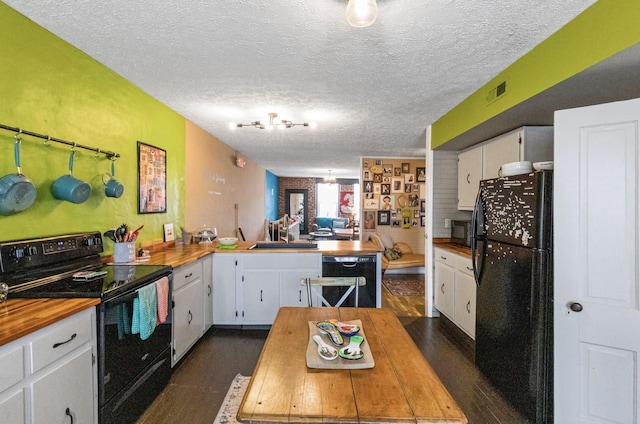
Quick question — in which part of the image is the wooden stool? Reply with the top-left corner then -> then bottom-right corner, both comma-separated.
301,277 -> 366,307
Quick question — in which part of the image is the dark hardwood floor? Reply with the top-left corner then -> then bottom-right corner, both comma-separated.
137,276 -> 529,424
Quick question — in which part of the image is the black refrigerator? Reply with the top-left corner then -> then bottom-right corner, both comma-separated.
472,170 -> 553,423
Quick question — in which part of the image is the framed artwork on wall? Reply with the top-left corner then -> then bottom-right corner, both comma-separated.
377,210 -> 390,225
138,141 -> 167,214
416,167 -> 426,182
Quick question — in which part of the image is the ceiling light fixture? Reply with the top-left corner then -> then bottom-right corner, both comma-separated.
230,112 -> 315,130
345,0 -> 378,28
324,169 -> 336,183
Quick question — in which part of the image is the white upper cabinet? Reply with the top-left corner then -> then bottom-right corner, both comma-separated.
458,126 -> 553,210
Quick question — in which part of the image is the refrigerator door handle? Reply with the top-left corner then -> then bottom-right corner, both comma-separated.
471,188 -> 486,286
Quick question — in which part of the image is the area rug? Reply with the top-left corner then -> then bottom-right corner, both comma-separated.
213,374 -> 250,424
383,277 -> 425,296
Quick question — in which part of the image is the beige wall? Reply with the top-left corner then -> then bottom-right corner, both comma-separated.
360,157 -> 426,254
185,120 -> 266,241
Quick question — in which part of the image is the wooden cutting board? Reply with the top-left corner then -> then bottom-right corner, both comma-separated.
306,320 -> 375,369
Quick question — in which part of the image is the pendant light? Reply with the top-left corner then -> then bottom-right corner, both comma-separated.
346,0 -> 378,28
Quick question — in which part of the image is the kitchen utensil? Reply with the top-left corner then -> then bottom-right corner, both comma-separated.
499,161 -> 532,177
103,160 -> 124,198
130,225 -> 144,241
217,237 -> 238,246
113,242 -> 135,263
533,161 -> 554,171
339,335 -> 365,360
103,229 -> 117,243
52,149 -> 92,204
312,335 -> 338,361
0,136 -> 37,216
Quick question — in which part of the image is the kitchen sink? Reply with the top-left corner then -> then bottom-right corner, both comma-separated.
249,242 -> 318,249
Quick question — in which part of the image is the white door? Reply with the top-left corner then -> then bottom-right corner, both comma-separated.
554,98 -> 640,423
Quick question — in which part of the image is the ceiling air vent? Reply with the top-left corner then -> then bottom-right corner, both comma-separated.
486,80 -> 507,105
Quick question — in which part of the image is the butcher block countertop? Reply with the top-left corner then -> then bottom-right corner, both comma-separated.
0,298 -> 100,346
0,240 -> 380,347
141,240 -> 381,268
433,238 -> 472,258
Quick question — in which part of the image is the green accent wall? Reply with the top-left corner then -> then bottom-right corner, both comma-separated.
431,0 -> 640,148
0,3 -> 186,251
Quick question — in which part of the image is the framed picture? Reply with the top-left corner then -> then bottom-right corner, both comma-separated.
373,173 -> 383,183
404,173 -> 415,184
374,159 -> 383,166
363,170 -> 371,180
409,194 -> 420,207
381,183 -> 391,195
413,183 -> 420,192
363,160 -> 370,170
377,210 -> 390,225
413,209 -> 420,218
391,219 -> 401,227
364,198 -> 379,209
138,141 -> 167,214
420,199 -> 425,213
363,181 -> 373,193
363,211 -> 376,229
402,163 -> 410,173
416,167 -> 426,182
421,216 -> 426,227
373,184 -> 381,194
394,167 -> 402,176
391,178 -> 404,193
380,195 -> 394,210
383,164 -> 393,175
163,223 -> 175,242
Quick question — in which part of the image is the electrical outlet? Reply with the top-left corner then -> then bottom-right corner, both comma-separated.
444,219 -> 451,228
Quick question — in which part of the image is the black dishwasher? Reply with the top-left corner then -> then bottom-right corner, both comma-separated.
322,255 -> 377,307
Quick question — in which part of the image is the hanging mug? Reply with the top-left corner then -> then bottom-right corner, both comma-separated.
103,160 -> 124,198
52,150 -> 92,204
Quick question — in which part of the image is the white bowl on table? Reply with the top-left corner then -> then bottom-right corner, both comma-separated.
500,161 -> 532,177
218,237 -> 238,246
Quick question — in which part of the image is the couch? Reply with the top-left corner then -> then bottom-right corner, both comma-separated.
368,233 -> 425,274
311,217 -> 350,233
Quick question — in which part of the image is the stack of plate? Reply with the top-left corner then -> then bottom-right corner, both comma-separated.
500,161 -> 532,177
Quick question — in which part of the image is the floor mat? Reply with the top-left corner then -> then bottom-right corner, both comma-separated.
383,277 -> 425,296
213,374 -> 250,424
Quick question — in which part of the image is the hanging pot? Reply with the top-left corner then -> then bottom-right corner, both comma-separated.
52,149 -> 92,204
0,136 -> 37,216
103,159 -> 124,198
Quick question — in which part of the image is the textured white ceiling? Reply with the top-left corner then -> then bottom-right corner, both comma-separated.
4,0 -> 597,178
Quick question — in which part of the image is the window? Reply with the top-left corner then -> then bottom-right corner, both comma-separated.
317,183 -> 339,217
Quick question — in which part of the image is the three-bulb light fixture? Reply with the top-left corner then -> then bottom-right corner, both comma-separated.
345,0 -> 378,28
230,112 -> 316,130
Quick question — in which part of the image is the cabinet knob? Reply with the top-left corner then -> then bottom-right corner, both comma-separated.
569,302 -> 583,312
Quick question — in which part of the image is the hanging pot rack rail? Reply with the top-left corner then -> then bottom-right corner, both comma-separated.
0,123 -> 120,159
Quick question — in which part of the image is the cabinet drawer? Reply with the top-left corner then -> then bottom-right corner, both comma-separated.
32,310 -> 93,373
434,248 -> 455,267
0,346 -> 25,392
455,255 -> 474,277
173,261 -> 203,290
242,253 -> 320,270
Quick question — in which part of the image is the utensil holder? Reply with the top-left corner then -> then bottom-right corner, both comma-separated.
113,242 -> 135,263
182,232 -> 192,244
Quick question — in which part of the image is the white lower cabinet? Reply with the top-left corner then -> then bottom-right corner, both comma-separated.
202,255 -> 213,332
433,247 -> 476,339
172,259 -> 204,366
0,307 -> 97,424
212,253 -> 321,325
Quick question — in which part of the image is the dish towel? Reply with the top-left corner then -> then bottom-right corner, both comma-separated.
131,283 -> 157,340
155,276 -> 169,325
116,303 -> 131,340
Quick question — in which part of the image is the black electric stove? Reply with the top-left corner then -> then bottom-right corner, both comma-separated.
0,232 -> 174,424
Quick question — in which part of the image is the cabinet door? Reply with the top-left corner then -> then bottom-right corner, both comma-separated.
32,346 -> 95,424
202,256 -> 213,332
457,146 -> 482,210
482,130 -> 522,179
434,261 -> 455,319
212,254 -> 238,325
241,271 -> 280,324
454,271 -> 476,339
0,389 -> 25,424
172,279 -> 203,364
280,269 -> 320,307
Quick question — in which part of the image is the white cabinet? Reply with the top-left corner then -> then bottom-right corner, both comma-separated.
433,247 -> 476,339
212,253 -> 322,326
458,126 -> 553,210
0,308 -> 97,424
457,145 -> 483,210
202,255 -> 213,332
454,255 -> 476,338
172,260 -> 204,366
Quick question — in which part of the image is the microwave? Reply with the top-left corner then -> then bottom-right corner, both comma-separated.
451,220 -> 472,247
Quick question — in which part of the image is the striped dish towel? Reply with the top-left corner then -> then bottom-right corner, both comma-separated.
156,276 -> 169,324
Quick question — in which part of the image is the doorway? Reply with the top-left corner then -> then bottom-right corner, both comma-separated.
285,189 -> 308,234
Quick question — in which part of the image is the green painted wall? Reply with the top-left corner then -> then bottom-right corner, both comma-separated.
0,3 -> 186,252
431,0 -> 640,148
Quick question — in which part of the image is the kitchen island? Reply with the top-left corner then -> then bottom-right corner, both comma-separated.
238,307 -> 468,423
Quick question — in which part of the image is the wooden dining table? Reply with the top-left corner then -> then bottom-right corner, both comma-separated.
237,307 -> 468,423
